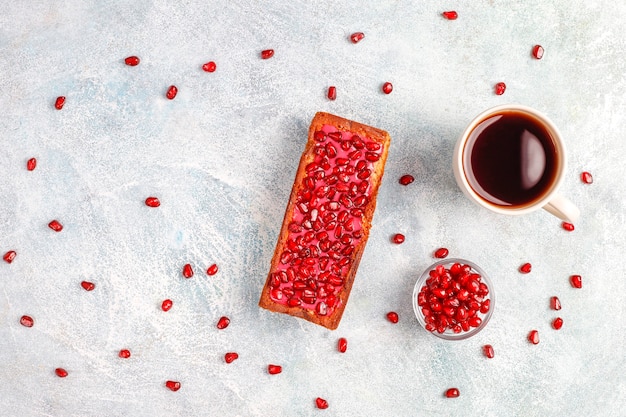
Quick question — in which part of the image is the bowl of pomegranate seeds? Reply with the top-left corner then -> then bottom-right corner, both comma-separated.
413,259 -> 494,340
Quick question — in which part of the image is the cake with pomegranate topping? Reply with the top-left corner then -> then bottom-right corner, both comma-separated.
259,112 -> 391,330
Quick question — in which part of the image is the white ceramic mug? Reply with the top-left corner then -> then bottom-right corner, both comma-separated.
453,104 -> 580,223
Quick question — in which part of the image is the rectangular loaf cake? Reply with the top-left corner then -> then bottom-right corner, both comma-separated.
259,112 -> 391,330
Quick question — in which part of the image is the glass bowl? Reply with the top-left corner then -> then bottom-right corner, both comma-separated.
412,258 -> 495,340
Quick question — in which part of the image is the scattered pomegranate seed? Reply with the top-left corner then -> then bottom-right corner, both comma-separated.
399,174 -> 414,185
119,349 -> 131,359
581,171 -> 593,184
570,274 -> 582,289
80,281 -> 95,291
350,32 -> 365,44
268,364 -> 282,375
442,11 -> 458,20
182,263 -> 194,279
27,158 -> 37,171
55,368 -> 68,378
382,82 -> 393,94
48,220 -> 63,232
216,316 -> 230,329
161,299 -> 173,311
434,247 -> 449,259
495,82 -> 506,95
552,317 -> 563,330
519,262 -> 532,274
20,315 -> 34,327
261,49 -> 274,59
532,45 -> 544,60
445,388 -> 460,398
483,344 -> 494,358
124,56 -> 140,66
54,96 -> 66,110
337,337 -> 348,353
166,85 -> 178,100
562,222 -> 575,232
165,380 -> 181,391
386,311 -> 399,323
224,352 -> 239,363
550,296 -> 562,310
528,330 -> 540,344
3,250 -> 16,264
202,61 -> 217,72
315,397 -> 329,409
145,197 -> 160,207
206,263 -> 219,276
327,86 -> 337,101
392,233 -> 405,244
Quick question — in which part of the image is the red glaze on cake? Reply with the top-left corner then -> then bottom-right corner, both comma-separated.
259,112 -> 391,330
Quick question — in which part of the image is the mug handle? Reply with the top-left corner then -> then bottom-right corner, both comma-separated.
543,194 -> 580,223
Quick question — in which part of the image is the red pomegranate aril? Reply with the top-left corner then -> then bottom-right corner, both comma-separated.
495,82 -> 506,95
3,250 -> 16,264
442,11 -> 458,20
124,56 -> 140,66
27,158 -> 37,171
570,274 -> 582,288
434,247 -> 449,259
119,349 -> 131,359
392,233 -> 405,244
550,296 -> 562,310
445,388 -> 460,398
268,364 -> 282,375
519,262 -> 532,274
206,263 -> 219,276
562,222 -> 575,231
327,86 -> 337,101
552,317 -> 563,330
483,344 -> 494,358
182,263 -> 194,279
202,61 -> 217,72
166,85 -> 178,100
224,352 -> 239,363
145,197 -> 160,207
55,368 -> 68,378
350,32 -> 365,44
399,174 -> 414,185
217,316 -> 230,329
81,281 -> 95,291
165,380 -> 181,391
20,315 -> 34,327
386,311 -> 399,323
581,171 -> 593,184
315,397 -> 329,410
528,330 -> 540,344
48,220 -> 63,232
54,96 -> 66,110
532,45 -> 544,60
338,337 -> 348,353
382,82 -> 393,94
161,299 -> 173,311
261,49 -> 274,59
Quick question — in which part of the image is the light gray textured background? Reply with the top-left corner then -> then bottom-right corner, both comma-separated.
1,1 -> 625,416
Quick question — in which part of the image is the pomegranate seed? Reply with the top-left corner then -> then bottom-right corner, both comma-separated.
216,316 -> 230,329
581,171 -> 593,184
442,11 -> 458,20
206,263 -> 219,276
20,315 -> 34,327
145,197 -> 160,207
562,222 -> 575,232
519,262 -> 532,274
382,82 -> 393,94
182,263 -> 194,279
532,45 -> 544,59
202,61 -> 217,72
54,96 -> 66,110
483,344 -> 494,358
315,397 -> 329,409
528,330 -> 540,344
552,317 -> 563,330
119,349 -> 131,359
161,299 -> 173,311
124,56 -> 140,66
55,368 -> 68,378
386,311 -> 399,323
48,220 -> 63,232
224,352 -> 239,363
268,364 -> 282,375
445,388 -> 460,398
434,247 -> 449,259
350,32 -> 365,44
392,233 -> 405,244
327,86 -> 337,101
261,49 -> 274,59
27,158 -> 37,171
3,250 -> 16,264
166,85 -> 178,100
550,296 -> 562,310
570,274 -> 582,288
80,281 -> 95,291
399,174 -> 414,185
495,82 -> 506,95
337,337 -> 348,353
165,380 -> 181,391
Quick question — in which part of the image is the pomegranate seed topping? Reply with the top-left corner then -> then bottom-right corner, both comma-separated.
3,250 -> 16,264
124,56 -> 140,66
519,262 -> 532,274
528,330 -> 540,344
27,158 -> 37,171
224,352 -> 239,363
442,11 -> 458,20
562,222 -> 575,232
570,274 -> 582,288
119,349 -> 131,359
161,299 -> 173,311
337,337 -> 348,353
206,263 -> 219,276
399,174 -> 414,185
54,96 -> 66,110
434,247 -> 449,259
445,388 -> 460,398
48,220 -> 63,232
315,397 -> 329,409
216,316 -> 230,329
382,82 -> 393,94
392,233 -> 405,244
268,364 -> 282,375
483,344 -> 494,358
552,317 -> 563,330
80,281 -> 95,291
165,380 -> 181,391
581,171 -> 593,184
350,32 -> 365,44
20,315 -> 34,327
386,311 -> 399,323
55,368 -> 68,378
495,82 -> 506,95
550,296 -> 562,310
532,45 -> 544,60
182,264 -> 194,279
202,61 -> 217,72
327,86 -> 337,101
261,49 -> 274,59
166,85 -> 178,100
145,197 -> 160,207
